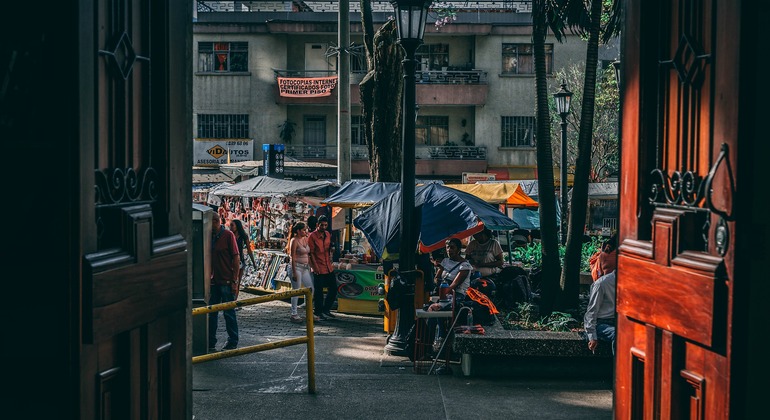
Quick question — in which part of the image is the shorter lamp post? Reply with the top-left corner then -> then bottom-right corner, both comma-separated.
553,80 -> 573,245
384,0 -> 431,355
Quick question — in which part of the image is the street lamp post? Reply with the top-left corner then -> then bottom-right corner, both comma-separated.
384,0 -> 431,355
553,81 -> 573,245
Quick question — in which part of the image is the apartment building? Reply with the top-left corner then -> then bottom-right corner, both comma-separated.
193,1 -> 603,182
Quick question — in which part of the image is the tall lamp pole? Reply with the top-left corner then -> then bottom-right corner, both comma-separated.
553,81 -> 572,245
384,0 -> 431,355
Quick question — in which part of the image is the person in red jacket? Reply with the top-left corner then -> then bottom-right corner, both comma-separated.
308,215 -> 337,320
209,214 -> 240,351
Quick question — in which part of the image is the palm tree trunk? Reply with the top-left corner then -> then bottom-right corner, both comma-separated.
532,0 -> 561,317
558,0 -> 603,310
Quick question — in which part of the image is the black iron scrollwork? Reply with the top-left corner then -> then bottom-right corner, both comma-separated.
94,167 -> 158,207
649,143 -> 734,256
702,143 -> 734,221
649,169 -> 705,209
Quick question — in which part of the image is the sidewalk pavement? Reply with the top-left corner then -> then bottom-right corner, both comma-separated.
193,292 -> 613,420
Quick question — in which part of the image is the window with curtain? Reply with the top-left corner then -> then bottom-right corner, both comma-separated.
501,43 -> 552,75
198,42 -> 248,72
416,116 -> 449,146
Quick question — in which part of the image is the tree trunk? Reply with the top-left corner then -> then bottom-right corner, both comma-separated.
360,5 -> 403,182
558,0 -> 603,311
532,0 -> 561,317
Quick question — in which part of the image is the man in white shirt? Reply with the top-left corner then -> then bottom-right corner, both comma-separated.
584,235 -> 618,354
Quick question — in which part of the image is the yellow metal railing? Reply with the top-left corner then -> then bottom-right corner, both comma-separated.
192,288 -> 316,394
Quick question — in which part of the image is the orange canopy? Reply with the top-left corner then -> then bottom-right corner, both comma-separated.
445,182 -> 539,208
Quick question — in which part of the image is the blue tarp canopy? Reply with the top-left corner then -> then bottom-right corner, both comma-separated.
320,180 -> 401,208
353,183 -> 517,258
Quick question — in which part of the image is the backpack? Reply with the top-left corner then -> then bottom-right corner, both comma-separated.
385,271 -> 409,310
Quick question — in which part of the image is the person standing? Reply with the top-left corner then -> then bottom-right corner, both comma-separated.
308,215 -> 337,320
583,235 -> 618,355
229,218 -> 257,300
209,215 -> 240,351
286,221 -> 316,323
464,228 -> 504,278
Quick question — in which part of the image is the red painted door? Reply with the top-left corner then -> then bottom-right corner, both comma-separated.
616,1 -> 744,418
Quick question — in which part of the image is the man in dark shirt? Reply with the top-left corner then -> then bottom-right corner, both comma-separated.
308,215 -> 337,320
209,214 -> 240,351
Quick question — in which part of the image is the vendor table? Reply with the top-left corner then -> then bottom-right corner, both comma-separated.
413,308 -> 453,374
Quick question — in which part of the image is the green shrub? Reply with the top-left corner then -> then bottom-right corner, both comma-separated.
510,235 -> 604,273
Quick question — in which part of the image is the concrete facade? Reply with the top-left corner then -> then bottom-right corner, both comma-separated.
193,2 -> 594,180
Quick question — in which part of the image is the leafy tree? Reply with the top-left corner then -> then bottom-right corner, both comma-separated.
547,0 -> 621,311
550,62 -> 619,183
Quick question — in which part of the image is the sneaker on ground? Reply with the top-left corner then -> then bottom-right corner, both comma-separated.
290,315 -> 303,323
222,342 -> 238,350
322,311 -> 336,318
316,313 -> 327,321
313,315 -> 321,322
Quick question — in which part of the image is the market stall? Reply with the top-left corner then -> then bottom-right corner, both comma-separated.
320,180 -> 400,315
445,182 -> 539,259
209,175 -> 340,295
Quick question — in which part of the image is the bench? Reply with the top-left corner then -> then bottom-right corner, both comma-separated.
452,317 -> 613,378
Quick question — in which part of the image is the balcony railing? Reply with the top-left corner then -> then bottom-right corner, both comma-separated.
197,1 -> 533,14
273,69 -> 487,85
285,145 -> 487,160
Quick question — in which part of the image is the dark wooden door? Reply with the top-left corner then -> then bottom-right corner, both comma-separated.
76,1 -> 191,418
4,1 -> 190,417
615,1 -> 754,418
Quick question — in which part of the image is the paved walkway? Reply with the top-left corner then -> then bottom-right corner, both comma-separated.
193,291 -> 614,420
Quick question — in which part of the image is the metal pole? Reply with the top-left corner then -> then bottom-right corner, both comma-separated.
337,0 -> 351,184
560,116 -> 568,245
384,41 -> 419,354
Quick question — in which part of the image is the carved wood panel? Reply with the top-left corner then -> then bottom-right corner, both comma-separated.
617,0 -> 738,418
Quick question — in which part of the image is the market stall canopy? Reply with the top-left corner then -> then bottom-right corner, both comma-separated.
445,182 -> 539,208
193,166 -> 234,185
208,175 -> 339,200
568,182 -> 618,200
218,156 -> 337,180
353,183 -> 517,258
320,180 -> 401,208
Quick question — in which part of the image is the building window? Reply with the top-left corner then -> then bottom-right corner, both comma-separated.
350,44 -> 367,74
351,115 -> 366,146
501,116 -> 535,147
416,44 -> 449,71
416,116 -> 449,146
198,42 -> 248,72
197,114 -> 249,138
303,116 -> 326,145
501,43 -> 552,75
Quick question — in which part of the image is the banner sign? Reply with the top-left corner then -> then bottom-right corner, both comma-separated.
277,76 -> 338,97
335,267 -> 386,301
462,172 -> 496,184
193,139 -> 253,166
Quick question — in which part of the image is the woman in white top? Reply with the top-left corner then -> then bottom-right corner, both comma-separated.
432,237 -> 473,300
286,222 -> 316,323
